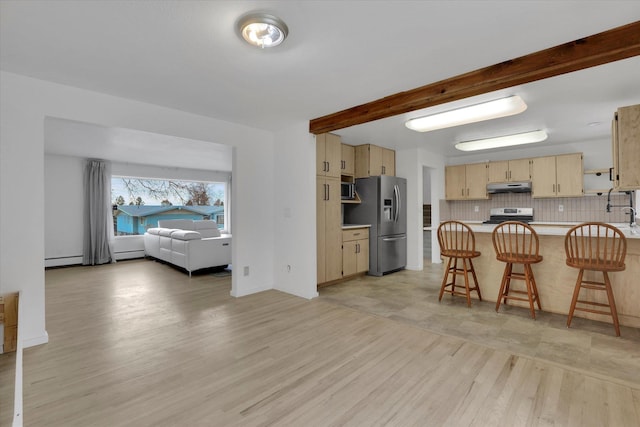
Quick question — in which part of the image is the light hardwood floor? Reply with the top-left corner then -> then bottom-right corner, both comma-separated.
1,259 -> 639,426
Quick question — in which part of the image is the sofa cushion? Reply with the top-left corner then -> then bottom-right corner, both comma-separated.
171,230 -> 202,241
146,228 -> 162,235
157,219 -> 194,230
158,228 -> 178,237
198,229 -> 221,238
193,220 -> 221,237
193,220 -> 217,230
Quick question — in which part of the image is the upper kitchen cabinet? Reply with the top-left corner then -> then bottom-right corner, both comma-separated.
612,104 -> 640,190
531,153 -> 583,198
445,162 -> 488,200
316,133 -> 341,178
341,143 -> 355,176
487,158 -> 532,183
355,144 -> 395,178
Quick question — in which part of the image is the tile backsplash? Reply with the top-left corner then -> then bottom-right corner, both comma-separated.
440,192 -> 633,223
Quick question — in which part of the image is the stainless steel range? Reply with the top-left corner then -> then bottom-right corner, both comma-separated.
483,207 -> 534,224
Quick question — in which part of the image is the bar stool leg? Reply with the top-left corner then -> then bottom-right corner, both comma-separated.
439,257 -> 453,301
451,257 -> 459,294
504,263 -> 514,305
528,265 -> 542,310
462,258 -> 471,307
603,271 -> 621,337
496,263 -> 511,312
524,264 -> 536,320
468,259 -> 482,301
567,269 -> 584,328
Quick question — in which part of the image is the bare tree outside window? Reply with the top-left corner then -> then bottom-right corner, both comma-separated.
111,177 -> 226,235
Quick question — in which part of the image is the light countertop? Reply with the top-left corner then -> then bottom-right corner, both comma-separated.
454,221 -> 640,239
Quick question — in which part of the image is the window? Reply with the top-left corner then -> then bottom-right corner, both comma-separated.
111,176 -> 226,236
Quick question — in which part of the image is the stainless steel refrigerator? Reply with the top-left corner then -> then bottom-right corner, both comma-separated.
345,176 -> 407,276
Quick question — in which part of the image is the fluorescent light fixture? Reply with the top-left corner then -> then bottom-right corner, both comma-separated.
455,130 -> 548,152
236,13 -> 289,48
405,95 -> 527,132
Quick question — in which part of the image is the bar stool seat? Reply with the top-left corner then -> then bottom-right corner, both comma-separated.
564,222 -> 626,337
437,221 -> 482,307
492,221 -> 543,319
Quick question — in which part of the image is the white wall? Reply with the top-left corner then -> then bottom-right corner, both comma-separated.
396,147 -> 446,271
272,123 -> 318,299
422,168 -> 432,204
44,154 -> 85,266
1,71 -> 309,348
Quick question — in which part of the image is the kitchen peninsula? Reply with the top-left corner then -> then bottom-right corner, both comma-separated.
457,221 -> 640,329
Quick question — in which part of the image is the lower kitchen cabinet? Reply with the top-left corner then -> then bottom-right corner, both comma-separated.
342,228 -> 369,277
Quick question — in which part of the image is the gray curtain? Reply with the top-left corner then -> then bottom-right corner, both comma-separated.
83,159 -> 115,265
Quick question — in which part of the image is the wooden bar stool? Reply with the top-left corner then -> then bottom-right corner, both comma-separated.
492,221 -> 543,319
564,222 -> 626,337
437,221 -> 482,307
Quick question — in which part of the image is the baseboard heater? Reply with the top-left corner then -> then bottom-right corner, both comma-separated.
45,250 -> 145,267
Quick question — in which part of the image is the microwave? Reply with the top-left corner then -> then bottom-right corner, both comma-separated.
341,182 -> 356,200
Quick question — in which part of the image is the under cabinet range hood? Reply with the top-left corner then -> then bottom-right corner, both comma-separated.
487,181 -> 532,194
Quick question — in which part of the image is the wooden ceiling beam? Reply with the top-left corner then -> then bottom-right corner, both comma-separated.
309,20 -> 640,135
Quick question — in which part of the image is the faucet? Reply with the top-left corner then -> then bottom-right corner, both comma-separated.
621,207 -> 637,232
606,189 -> 636,221
606,188 -> 613,212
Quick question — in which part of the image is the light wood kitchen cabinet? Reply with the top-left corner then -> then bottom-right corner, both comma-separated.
341,144 -> 355,176
531,153 -> 583,198
317,177 -> 342,284
354,144 -> 395,177
316,133 -> 341,178
612,104 -> 640,190
445,162 -> 488,200
342,228 -> 369,277
487,158 -> 532,183
382,147 -> 396,176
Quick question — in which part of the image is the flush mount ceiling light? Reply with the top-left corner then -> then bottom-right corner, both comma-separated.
236,12 -> 288,48
405,95 -> 527,132
455,130 -> 548,152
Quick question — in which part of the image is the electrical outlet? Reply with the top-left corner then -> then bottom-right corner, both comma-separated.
243,266 -> 250,276
559,204 -> 564,212
474,206 -> 479,212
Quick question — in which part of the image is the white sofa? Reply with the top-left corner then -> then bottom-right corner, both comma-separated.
144,219 -> 231,276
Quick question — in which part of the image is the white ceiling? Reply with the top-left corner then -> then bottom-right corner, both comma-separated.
2,1 -> 640,164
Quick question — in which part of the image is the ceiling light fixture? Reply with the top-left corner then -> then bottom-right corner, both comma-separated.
405,95 -> 527,132
454,130 -> 548,152
236,12 -> 288,48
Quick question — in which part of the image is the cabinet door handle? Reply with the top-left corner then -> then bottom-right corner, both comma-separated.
505,171 -> 508,180
557,184 -> 561,193
553,184 -> 556,193
326,183 -> 330,200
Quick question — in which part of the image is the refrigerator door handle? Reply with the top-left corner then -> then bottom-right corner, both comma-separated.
393,184 -> 401,223
382,236 -> 407,242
